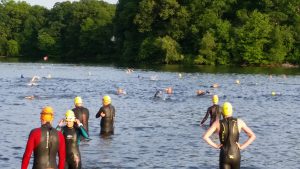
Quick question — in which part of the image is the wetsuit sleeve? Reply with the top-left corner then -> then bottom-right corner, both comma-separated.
78,126 -> 89,139
57,131 -> 66,169
113,106 -> 115,117
200,108 -> 210,125
95,107 -> 103,118
22,129 -> 40,169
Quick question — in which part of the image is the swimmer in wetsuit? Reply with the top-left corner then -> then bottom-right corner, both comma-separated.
96,95 -> 115,136
57,110 -> 89,169
200,95 -> 222,126
72,96 -> 90,135
203,102 -> 256,169
22,106 -> 65,169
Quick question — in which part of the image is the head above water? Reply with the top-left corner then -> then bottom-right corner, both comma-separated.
74,96 -> 83,106
222,102 -> 232,117
103,95 -> 111,106
40,106 -> 54,122
212,95 -> 219,104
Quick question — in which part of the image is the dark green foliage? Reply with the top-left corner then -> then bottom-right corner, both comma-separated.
0,0 -> 300,65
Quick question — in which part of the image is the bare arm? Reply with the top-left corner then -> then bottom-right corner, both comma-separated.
202,121 -> 222,149
237,119 -> 256,150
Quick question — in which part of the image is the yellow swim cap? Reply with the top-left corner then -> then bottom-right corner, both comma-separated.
74,96 -> 82,105
212,95 -> 219,104
65,110 -> 75,121
103,95 -> 111,106
222,102 -> 233,117
40,106 -> 54,122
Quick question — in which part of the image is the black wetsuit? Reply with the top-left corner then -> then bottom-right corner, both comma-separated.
96,104 -> 115,135
22,123 -> 65,169
219,117 -> 240,169
60,126 -> 87,169
72,106 -> 89,134
201,104 -> 222,126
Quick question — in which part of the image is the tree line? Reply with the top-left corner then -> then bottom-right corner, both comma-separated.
1,0 -> 300,66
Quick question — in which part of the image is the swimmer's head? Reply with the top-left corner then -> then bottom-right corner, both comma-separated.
103,95 -> 111,106
40,106 -> 54,122
196,90 -> 205,95
165,87 -> 173,94
74,96 -> 83,106
117,88 -> 123,95
222,102 -> 233,117
212,95 -> 219,104
65,110 -> 76,122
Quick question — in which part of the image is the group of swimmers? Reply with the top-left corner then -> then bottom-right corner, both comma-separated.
21,70 -> 256,169
21,95 -> 116,169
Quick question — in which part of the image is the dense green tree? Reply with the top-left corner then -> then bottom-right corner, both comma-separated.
0,0 -> 300,65
6,39 -> 19,56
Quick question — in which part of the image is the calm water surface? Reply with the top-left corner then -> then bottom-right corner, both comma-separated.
0,63 -> 299,169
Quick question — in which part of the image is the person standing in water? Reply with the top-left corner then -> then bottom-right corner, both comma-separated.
72,96 -> 90,134
22,106 -> 65,169
203,102 -> 256,169
57,110 -> 89,169
96,95 -> 115,136
200,95 -> 222,126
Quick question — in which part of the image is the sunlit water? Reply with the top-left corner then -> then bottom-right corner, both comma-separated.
0,63 -> 299,169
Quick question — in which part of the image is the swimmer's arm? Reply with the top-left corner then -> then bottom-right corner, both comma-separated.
58,132 -> 66,169
200,109 -> 209,125
95,111 -> 101,118
21,130 -> 36,169
78,124 -> 89,139
96,107 -> 104,118
237,119 -> 256,150
203,121 -> 222,149
56,119 -> 64,131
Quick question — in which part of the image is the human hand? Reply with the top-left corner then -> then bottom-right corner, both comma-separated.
75,119 -> 81,124
236,142 -> 243,150
58,119 -> 65,127
74,154 -> 80,168
216,144 -> 223,149
100,112 -> 105,117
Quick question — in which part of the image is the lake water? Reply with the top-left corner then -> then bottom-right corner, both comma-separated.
0,62 -> 299,169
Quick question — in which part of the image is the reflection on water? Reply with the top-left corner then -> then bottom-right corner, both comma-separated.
0,63 -> 299,168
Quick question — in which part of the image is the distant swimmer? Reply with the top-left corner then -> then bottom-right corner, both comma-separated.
28,75 -> 40,86
165,87 -> 173,94
96,95 -> 115,136
31,75 -> 40,82
196,90 -> 210,96
117,88 -> 126,95
200,95 -> 222,126
25,95 -> 35,100
211,83 -> 219,88
126,68 -> 134,74
203,102 -> 256,169
150,75 -> 158,81
154,90 -> 163,98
